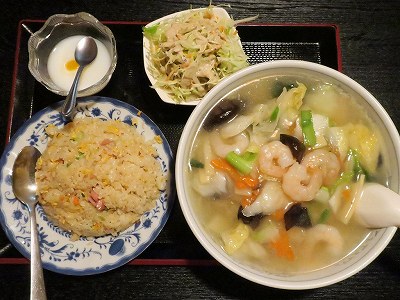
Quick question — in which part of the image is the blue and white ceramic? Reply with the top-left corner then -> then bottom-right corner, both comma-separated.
0,96 -> 174,275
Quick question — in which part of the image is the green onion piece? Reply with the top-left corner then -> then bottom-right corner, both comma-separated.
189,159 -> 204,169
269,106 -> 279,122
75,151 -> 85,160
331,148 -> 369,193
241,151 -> 257,162
300,110 -> 317,147
318,209 -> 331,224
348,149 -> 370,179
225,151 -> 257,175
330,170 -> 354,194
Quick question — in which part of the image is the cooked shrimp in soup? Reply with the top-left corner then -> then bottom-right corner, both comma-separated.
259,141 -> 295,178
187,75 -> 387,274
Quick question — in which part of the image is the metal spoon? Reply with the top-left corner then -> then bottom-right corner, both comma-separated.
13,146 -> 46,300
61,36 -> 98,118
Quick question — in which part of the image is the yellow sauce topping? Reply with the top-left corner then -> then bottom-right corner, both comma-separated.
65,59 -> 79,71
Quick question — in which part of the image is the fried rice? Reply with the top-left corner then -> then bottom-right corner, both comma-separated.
35,117 -> 166,238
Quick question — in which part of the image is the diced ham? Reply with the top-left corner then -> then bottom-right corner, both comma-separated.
100,138 -> 114,146
88,188 -> 105,211
95,200 -> 105,211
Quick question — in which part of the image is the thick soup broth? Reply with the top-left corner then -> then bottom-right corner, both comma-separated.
187,74 -> 387,274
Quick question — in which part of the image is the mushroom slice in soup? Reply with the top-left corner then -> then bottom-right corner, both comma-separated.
203,99 -> 246,131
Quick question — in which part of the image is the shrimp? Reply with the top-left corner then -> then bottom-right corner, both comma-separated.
301,149 -> 341,186
242,181 -> 291,217
210,131 -> 249,158
282,162 -> 323,202
259,141 -> 295,178
302,224 -> 344,257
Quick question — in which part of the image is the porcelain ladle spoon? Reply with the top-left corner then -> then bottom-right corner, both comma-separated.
61,36 -> 98,118
13,146 -> 46,300
353,183 -> 400,228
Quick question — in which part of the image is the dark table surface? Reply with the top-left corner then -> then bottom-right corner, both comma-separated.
1,0 -> 400,299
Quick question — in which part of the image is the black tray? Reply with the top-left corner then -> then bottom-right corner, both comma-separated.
1,20 -> 340,265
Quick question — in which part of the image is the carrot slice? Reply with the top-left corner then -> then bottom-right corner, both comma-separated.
241,189 -> 260,208
272,208 -> 286,222
269,228 -> 295,261
72,196 -> 80,206
211,158 -> 259,189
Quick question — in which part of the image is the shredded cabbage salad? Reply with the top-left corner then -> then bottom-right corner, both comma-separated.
143,6 -> 254,103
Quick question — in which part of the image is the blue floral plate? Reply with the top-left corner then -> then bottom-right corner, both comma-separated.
0,96 -> 175,275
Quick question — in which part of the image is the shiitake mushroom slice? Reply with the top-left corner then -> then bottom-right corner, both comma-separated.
284,203 -> 312,231
271,81 -> 298,98
203,99 -> 245,131
280,134 -> 306,163
237,206 -> 264,229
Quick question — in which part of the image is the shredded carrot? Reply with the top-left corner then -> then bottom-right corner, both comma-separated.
240,176 -> 259,188
241,197 -> 253,208
211,158 -> 259,189
269,228 -> 295,261
272,208 -> 286,222
72,196 -> 80,206
241,189 -> 260,208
